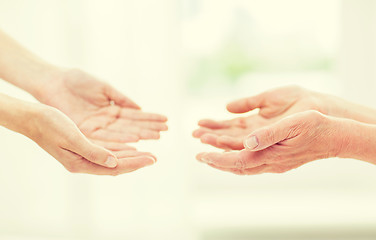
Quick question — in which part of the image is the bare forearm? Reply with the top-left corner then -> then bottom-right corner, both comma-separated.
0,30 -> 60,98
0,93 -> 38,136
324,93 -> 376,125
333,117 -> 376,164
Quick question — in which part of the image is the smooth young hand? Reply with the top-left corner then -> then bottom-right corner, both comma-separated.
0,30 -> 168,145
36,69 -> 168,143
0,94 -> 156,175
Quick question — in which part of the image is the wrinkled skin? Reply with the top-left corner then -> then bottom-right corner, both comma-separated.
194,86 -> 326,150
196,111 -> 342,175
193,115 -> 274,150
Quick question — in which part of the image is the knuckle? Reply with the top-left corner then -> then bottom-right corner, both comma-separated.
287,111 -> 326,137
302,110 -> 328,129
235,156 -> 246,170
303,110 -> 322,120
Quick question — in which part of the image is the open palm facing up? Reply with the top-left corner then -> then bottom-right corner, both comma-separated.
193,115 -> 274,150
194,86 -> 327,151
20,102 -> 157,175
38,69 -> 168,146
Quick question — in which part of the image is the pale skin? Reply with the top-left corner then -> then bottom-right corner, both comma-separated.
0,29 -> 167,175
195,86 -> 376,175
0,94 -> 156,175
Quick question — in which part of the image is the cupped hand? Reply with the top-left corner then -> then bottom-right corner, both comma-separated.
28,104 -> 156,175
196,111 -> 342,175
194,86 -> 328,150
37,69 -> 168,144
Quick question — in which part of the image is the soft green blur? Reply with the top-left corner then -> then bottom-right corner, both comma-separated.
183,0 -> 338,92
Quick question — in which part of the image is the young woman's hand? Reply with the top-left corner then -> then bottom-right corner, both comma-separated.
30,105 -> 156,175
0,30 -> 168,145
0,93 -> 156,175
35,69 -> 168,144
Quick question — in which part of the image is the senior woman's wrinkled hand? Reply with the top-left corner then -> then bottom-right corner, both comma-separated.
195,85 -> 376,153
194,86 -> 329,150
196,111 -> 349,175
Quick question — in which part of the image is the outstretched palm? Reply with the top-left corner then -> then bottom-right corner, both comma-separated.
194,86 -> 326,150
39,69 -> 168,145
193,114 -> 274,150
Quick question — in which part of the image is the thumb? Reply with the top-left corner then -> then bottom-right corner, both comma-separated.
105,86 -> 141,109
243,118 -> 292,151
72,135 -> 119,168
226,93 -> 265,113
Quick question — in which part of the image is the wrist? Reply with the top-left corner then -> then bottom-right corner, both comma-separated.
319,93 -> 358,121
18,103 -> 43,139
29,64 -> 65,102
329,117 -> 376,163
326,116 -> 352,158
309,91 -> 339,117
0,94 -> 41,137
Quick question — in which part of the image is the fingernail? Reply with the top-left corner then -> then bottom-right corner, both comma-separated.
244,136 -> 259,149
105,156 -> 118,168
145,156 -> 156,166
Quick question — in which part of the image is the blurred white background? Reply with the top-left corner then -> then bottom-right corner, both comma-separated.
0,0 -> 376,239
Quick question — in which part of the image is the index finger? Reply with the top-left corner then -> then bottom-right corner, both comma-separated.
198,119 -> 232,129
226,94 -> 265,114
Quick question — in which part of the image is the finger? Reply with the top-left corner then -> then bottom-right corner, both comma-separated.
76,156 -> 156,175
128,120 -> 168,131
206,163 -> 270,175
90,129 -> 140,143
106,122 -> 161,139
199,133 -> 229,150
120,109 -> 168,122
196,150 -> 265,169
113,150 -> 155,159
199,133 -> 243,150
192,127 -> 215,138
217,135 -> 244,150
90,139 -> 137,151
68,134 -> 119,168
226,93 -> 265,113
138,130 -> 160,140
105,85 -> 141,109
198,119 -> 231,129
